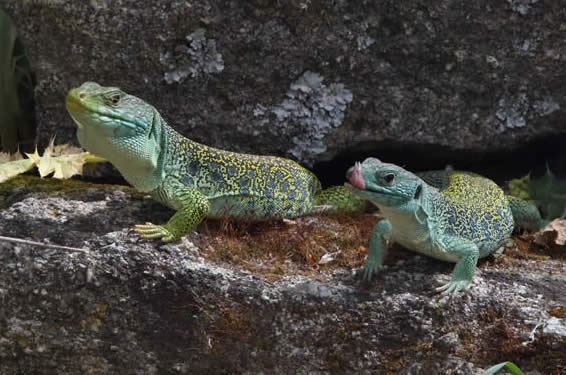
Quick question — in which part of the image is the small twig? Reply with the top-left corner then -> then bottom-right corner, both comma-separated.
0,235 -> 89,254
522,321 -> 544,346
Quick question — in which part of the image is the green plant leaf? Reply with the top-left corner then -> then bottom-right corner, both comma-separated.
0,9 -> 35,153
482,361 -> 525,375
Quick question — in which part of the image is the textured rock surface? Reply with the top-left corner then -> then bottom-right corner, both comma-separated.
2,0 -> 565,168
0,177 -> 565,374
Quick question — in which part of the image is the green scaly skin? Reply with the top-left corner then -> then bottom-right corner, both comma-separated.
65,82 -> 366,242
346,158 -> 545,295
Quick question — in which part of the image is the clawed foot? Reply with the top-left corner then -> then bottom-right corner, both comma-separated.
435,279 -> 470,295
135,222 -> 176,242
357,260 -> 382,282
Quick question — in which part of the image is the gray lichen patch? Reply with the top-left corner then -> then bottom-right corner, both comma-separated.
507,0 -> 539,16
356,35 -> 375,51
255,71 -> 353,166
513,36 -> 541,57
495,93 -> 529,131
162,28 -> 224,84
496,91 -> 561,132
533,96 -> 560,117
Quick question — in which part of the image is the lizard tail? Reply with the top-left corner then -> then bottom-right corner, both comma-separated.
313,186 -> 368,214
507,195 -> 549,231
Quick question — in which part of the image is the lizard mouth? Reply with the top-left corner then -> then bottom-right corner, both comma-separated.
346,162 -> 366,190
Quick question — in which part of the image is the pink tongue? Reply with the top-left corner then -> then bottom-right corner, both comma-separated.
348,164 -> 365,189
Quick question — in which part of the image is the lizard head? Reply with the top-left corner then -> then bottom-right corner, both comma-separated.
65,82 -> 167,191
345,157 -> 424,209
65,82 -> 158,155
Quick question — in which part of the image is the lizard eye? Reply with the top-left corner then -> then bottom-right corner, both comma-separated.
109,92 -> 122,106
382,173 -> 395,185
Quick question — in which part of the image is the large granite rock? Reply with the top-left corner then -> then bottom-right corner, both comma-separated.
2,0 -> 565,169
0,177 -> 565,374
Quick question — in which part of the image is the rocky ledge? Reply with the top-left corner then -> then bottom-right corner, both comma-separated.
0,176 -> 565,374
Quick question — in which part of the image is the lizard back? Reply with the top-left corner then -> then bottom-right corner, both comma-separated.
422,170 -> 514,257
159,125 -> 322,218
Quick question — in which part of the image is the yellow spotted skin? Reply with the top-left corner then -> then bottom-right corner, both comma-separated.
65,82 -> 366,242
158,124 -> 324,218
420,171 -> 514,257
418,169 -> 545,231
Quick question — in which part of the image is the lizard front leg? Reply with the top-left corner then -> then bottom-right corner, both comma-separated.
360,219 -> 392,281
135,188 -> 210,242
435,235 -> 479,295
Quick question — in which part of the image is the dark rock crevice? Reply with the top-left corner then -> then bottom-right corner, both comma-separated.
313,133 -> 566,187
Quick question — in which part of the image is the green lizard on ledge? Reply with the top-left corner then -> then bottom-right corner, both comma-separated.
65,82 -> 366,242
346,158 -> 547,294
